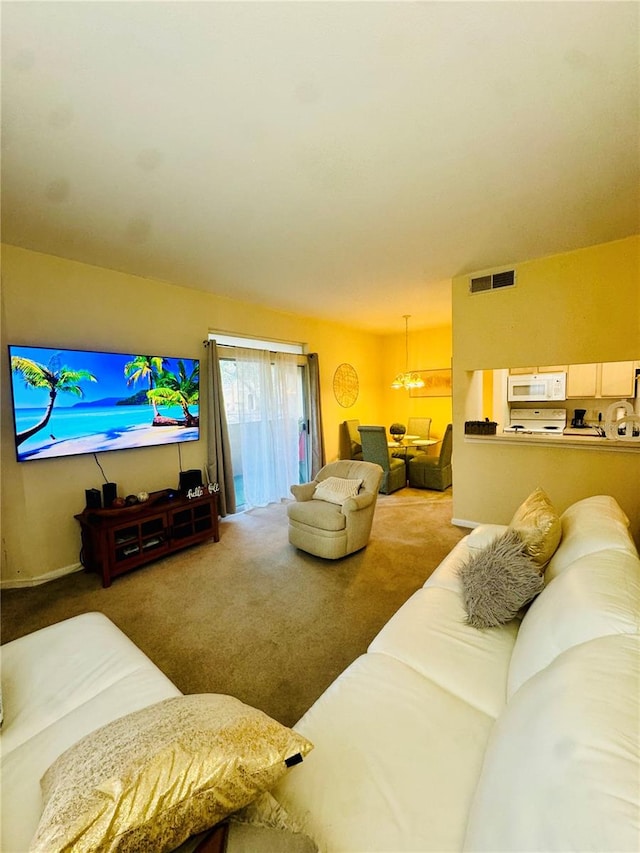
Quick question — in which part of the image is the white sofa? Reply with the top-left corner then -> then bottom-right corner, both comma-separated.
1,614 -> 315,853
1,612 -> 182,853
2,495 -> 638,852
270,494 -> 640,852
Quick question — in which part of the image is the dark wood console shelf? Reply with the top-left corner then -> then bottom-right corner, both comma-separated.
75,488 -> 219,587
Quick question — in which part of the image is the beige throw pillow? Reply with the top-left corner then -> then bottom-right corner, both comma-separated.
312,476 -> 362,506
30,694 -> 313,853
508,487 -> 561,571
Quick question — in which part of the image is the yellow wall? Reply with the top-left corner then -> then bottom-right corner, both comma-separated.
380,324 -> 453,444
452,236 -> 640,538
455,236 -> 639,370
1,245 -> 389,584
11,237 -> 634,579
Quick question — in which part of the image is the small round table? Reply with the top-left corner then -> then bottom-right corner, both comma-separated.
411,439 -> 439,449
387,434 -> 420,450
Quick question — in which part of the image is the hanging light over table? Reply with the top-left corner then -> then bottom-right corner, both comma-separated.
391,315 -> 425,390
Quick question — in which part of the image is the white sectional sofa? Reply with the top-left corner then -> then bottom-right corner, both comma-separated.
1,614 -> 314,853
270,494 -> 640,852
1,612 -> 182,853
2,495 -> 638,852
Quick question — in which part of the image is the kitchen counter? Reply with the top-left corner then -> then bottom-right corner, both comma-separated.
465,432 -> 640,452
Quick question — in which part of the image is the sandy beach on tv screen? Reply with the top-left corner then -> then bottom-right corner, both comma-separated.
20,423 -> 198,460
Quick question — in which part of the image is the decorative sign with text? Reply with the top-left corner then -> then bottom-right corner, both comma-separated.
187,482 -> 220,499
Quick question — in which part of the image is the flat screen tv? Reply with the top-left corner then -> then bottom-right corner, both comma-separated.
8,345 -> 200,462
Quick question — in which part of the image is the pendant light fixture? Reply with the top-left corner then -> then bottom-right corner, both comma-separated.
391,315 -> 425,390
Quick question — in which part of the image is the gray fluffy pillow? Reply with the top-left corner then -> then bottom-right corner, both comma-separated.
458,529 -> 545,629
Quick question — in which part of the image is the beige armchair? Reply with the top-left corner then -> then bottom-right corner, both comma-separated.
287,460 -> 383,559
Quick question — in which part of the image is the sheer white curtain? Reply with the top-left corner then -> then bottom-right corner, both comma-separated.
235,347 -> 301,508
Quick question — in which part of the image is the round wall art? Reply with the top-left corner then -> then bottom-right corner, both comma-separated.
333,363 -> 359,408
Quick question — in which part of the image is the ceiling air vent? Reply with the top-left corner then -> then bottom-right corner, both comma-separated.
469,269 -> 515,293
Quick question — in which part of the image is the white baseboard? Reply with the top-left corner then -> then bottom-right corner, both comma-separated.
0,562 -> 83,589
452,518 -> 480,529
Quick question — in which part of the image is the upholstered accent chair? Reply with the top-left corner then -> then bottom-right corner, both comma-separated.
339,419 -> 363,461
287,460 -> 383,559
358,425 -> 407,494
408,423 -> 453,490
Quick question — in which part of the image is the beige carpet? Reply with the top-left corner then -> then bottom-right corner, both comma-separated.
1,489 -> 467,727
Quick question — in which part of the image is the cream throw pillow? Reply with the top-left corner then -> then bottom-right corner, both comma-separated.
312,476 -> 362,505
508,487 -> 562,571
30,694 -> 313,853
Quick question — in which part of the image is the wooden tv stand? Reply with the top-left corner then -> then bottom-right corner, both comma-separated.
75,489 -> 219,587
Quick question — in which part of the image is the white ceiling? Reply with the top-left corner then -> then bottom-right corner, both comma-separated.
2,1 -> 638,334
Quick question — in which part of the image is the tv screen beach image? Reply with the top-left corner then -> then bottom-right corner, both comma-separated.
8,346 -> 200,462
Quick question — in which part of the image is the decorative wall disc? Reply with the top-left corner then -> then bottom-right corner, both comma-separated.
333,362 -> 359,408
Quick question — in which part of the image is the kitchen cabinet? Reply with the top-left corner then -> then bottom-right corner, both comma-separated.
601,361 -> 636,397
509,365 -> 568,375
567,361 -> 636,399
567,363 -> 598,398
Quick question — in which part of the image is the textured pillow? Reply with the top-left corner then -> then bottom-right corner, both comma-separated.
458,529 -> 545,629
508,487 -> 561,570
30,694 -> 313,853
466,524 -> 508,552
313,476 -> 362,505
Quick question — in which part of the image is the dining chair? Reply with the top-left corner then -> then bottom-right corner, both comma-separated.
339,419 -> 364,461
391,416 -> 433,461
358,425 -> 407,494
408,423 -> 453,490
408,417 -> 432,440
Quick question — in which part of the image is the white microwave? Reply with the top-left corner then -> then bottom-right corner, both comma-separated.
507,372 -> 567,402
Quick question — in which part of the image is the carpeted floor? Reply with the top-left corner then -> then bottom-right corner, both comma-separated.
1,488 -> 467,727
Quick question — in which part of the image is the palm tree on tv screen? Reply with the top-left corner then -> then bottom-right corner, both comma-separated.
147,360 -> 199,426
11,354 -> 97,446
123,355 -> 168,418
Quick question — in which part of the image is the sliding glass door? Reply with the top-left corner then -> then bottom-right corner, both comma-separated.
219,348 -> 310,509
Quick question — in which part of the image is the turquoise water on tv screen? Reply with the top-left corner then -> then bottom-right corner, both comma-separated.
14,403 -> 200,460
9,345 -> 200,461
15,403 -> 195,441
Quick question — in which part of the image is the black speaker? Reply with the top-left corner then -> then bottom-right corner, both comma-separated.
85,488 -> 102,509
179,469 -> 202,492
102,482 -> 117,508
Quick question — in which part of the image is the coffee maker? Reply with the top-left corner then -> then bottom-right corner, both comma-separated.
571,409 -> 587,428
